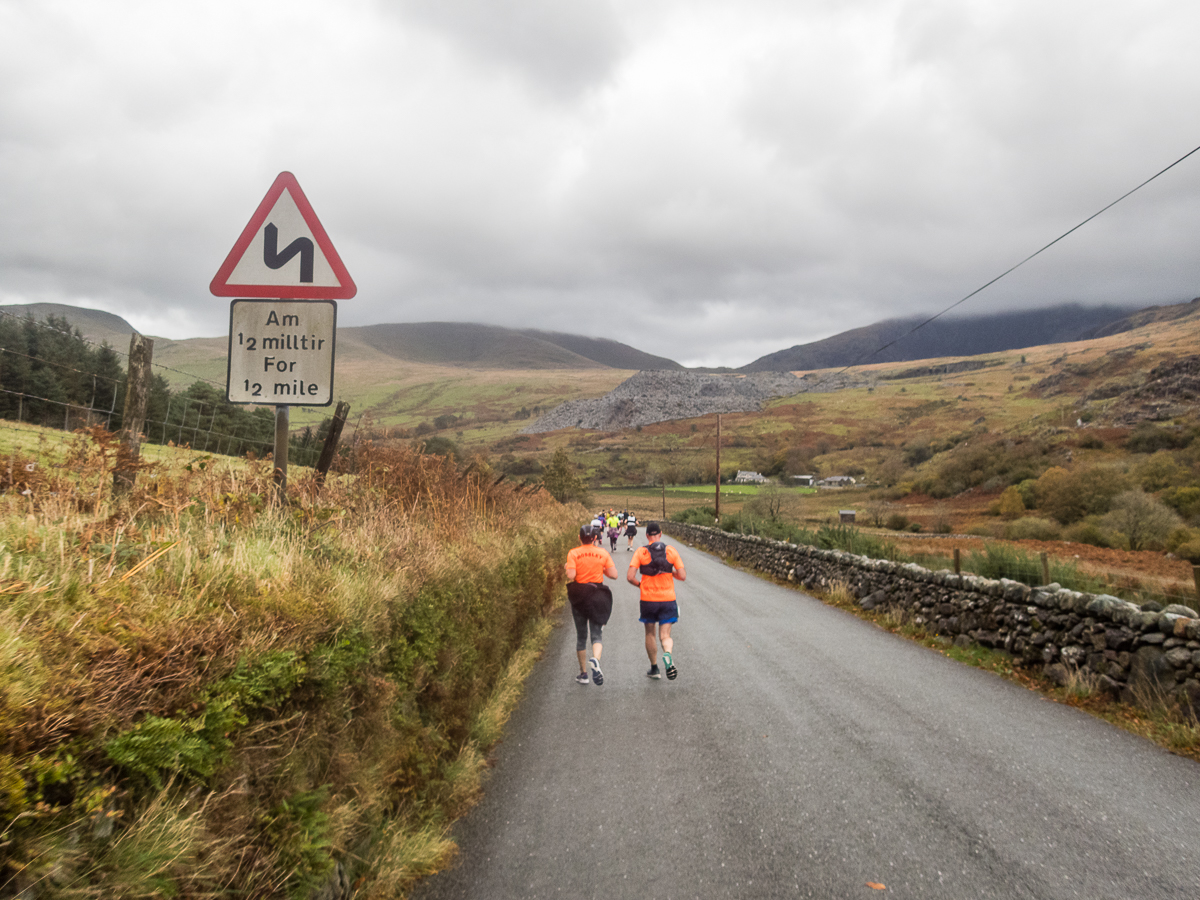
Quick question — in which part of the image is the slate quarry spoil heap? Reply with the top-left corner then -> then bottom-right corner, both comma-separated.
523,369 -> 864,432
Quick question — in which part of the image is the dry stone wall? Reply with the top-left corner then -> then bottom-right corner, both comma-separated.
664,522 -> 1200,715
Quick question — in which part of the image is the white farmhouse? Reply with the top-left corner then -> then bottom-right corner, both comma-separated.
734,470 -> 768,484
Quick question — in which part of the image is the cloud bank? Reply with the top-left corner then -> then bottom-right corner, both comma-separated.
2,0 -> 1199,366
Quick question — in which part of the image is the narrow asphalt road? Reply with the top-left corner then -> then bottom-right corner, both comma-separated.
412,537 -> 1200,899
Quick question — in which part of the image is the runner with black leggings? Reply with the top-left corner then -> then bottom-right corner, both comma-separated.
565,524 -> 618,685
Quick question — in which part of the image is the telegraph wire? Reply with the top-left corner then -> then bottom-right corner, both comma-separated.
828,142 -> 1200,378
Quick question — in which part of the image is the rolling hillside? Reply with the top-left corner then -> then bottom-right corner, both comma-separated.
739,303 -> 1143,372
0,307 -> 678,375
347,322 -> 599,368
518,329 -> 684,370
10,299 -> 1200,446
1077,297 -> 1200,339
0,302 -> 140,347
342,322 -> 685,370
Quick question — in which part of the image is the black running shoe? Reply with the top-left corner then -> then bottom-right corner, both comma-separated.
663,651 -> 677,680
647,664 -> 661,679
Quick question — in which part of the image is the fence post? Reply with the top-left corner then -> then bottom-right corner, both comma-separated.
274,405 -> 289,501
1193,566 -> 1200,602
1040,552 -> 1050,586
113,333 -> 153,494
953,547 -> 961,575
314,401 -> 350,485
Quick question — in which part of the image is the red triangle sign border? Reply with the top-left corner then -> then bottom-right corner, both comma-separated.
210,171 -> 357,299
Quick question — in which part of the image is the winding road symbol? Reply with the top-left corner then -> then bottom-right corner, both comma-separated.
263,223 -> 314,284
210,171 -> 356,300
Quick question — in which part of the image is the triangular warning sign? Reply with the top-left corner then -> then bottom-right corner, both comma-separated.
210,172 -> 357,299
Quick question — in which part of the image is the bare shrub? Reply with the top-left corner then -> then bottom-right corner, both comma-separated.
860,496 -> 892,528
745,484 -> 788,522
1102,491 -> 1183,551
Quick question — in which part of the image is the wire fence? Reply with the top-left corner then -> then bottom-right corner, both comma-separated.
0,310 -> 367,471
0,383 -> 350,470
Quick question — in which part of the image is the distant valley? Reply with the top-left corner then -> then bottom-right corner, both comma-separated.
4,298 -> 1198,442
4,298 -> 1200,539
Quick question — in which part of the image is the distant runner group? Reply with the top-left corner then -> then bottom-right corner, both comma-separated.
565,512 -> 687,686
589,509 -> 642,553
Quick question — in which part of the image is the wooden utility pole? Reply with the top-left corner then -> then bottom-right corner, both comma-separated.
113,333 -> 153,494
314,400 -> 350,485
715,413 -> 721,524
662,481 -> 666,519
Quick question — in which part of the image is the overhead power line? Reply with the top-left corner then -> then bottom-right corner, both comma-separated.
833,142 -> 1200,376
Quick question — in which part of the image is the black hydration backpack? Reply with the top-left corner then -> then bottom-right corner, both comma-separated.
639,541 -> 675,576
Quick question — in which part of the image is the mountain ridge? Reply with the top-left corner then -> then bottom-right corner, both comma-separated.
5,299 -> 1195,377
738,303 -> 1145,372
0,305 -> 675,372
517,329 -> 683,371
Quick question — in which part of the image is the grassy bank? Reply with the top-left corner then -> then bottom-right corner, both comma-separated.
0,429 -> 576,897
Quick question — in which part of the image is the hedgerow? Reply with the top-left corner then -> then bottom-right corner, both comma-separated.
0,431 -> 577,897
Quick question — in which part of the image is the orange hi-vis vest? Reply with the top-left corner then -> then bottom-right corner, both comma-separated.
567,544 -> 613,584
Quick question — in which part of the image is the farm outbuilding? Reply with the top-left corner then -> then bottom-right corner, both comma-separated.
820,475 -> 856,487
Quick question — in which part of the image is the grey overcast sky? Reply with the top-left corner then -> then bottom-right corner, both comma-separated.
3,0 -> 1200,367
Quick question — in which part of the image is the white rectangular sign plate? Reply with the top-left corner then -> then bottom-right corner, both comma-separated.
227,299 -> 336,405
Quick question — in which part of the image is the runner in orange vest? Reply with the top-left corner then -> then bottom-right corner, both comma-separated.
565,524 -> 618,685
626,521 -> 687,680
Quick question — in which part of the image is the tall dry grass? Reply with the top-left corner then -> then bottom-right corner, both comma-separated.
0,429 -> 579,897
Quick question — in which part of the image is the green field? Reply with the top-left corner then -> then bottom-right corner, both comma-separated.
665,483 -> 817,496
590,483 -> 833,525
